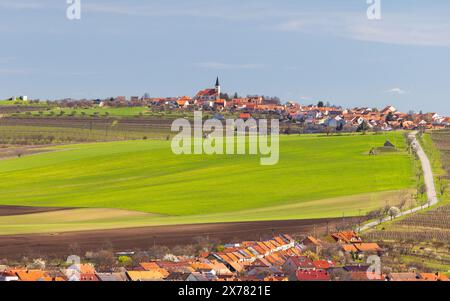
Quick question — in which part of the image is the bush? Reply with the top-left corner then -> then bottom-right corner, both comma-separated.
118,256 -> 133,267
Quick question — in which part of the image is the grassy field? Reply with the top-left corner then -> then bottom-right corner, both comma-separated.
0,191 -> 411,235
0,132 -> 415,234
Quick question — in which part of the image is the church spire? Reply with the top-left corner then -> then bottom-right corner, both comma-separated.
215,76 -> 221,100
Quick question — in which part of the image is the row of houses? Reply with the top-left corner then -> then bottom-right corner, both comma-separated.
1,231 -> 447,281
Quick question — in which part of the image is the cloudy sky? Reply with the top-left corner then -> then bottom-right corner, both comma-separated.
0,0 -> 449,115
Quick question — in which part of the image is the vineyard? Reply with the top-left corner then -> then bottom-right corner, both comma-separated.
430,129 -> 450,171
364,129 -> 450,273
398,205 -> 450,229
366,205 -> 450,243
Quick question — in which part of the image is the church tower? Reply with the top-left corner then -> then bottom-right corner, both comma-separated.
215,77 -> 221,100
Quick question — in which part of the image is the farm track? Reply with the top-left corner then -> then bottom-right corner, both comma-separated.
0,217 -> 359,259
360,131 -> 438,231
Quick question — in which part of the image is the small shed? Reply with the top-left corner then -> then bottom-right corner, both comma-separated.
384,140 -> 395,148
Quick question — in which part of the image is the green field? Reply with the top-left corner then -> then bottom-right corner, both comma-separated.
0,132 -> 415,234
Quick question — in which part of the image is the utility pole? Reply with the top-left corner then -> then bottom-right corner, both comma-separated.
358,209 -> 362,232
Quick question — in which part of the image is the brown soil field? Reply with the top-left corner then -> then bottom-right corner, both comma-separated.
0,205 -> 72,217
0,106 -> 45,114
0,145 -> 54,159
0,116 -> 174,143
0,217 -> 360,259
1,116 -> 174,129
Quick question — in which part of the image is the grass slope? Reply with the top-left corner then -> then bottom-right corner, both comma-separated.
0,132 -> 414,217
0,191 -> 411,235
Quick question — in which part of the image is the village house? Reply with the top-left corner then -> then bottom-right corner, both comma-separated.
0,232 -> 446,282
282,256 -> 315,277
0,270 -> 19,281
331,231 -> 363,244
194,77 -> 222,103
295,269 -> 330,281
96,272 -> 128,281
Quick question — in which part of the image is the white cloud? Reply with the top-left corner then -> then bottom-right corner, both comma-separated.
385,88 -> 407,95
0,68 -> 29,75
3,1 -> 449,49
276,12 -> 450,48
195,62 -> 265,70
0,0 -> 45,9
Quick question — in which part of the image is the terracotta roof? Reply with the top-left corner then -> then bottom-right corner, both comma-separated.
80,273 -> 99,281
354,243 -> 382,252
303,236 -> 322,246
389,273 -> 421,281
126,270 -> 167,281
274,236 -> 287,245
287,256 -> 314,269
139,263 -> 170,278
15,270 -> 52,282
296,269 -> 330,281
342,244 -> 358,252
239,113 -> 251,119
331,231 -> 362,243
79,263 -> 96,274
313,260 -> 335,270
196,89 -> 217,97
139,262 -> 160,270
420,273 -> 449,281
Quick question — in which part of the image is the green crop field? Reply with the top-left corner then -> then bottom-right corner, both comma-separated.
0,132 -> 415,234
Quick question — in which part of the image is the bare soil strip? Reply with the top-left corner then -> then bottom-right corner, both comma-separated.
0,205 -> 72,217
0,145 -> 54,160
0,217 -> 359,259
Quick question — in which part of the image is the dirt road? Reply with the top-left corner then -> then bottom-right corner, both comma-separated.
360,131 -> 438,231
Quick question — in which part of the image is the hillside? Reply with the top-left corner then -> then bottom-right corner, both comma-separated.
0,133 -> 414,232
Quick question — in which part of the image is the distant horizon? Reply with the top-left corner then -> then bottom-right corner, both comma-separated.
2,89 -> 447,116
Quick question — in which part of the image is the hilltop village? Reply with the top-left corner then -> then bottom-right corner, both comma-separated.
6,78 -> 449,134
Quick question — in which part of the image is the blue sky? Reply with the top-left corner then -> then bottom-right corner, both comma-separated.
0,0 -> 449,115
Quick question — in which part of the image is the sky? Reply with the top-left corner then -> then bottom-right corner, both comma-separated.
0,0 -> 449,115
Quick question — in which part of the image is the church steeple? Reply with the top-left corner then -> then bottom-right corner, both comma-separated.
215,76 -> 221,100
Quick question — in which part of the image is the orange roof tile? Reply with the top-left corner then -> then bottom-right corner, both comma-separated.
126,270 -> 167,281
15,270 -> 50,282
79,263 -> 96,274
354,243 -> 382,252
342,244 -> 358,252
139,262 -> 160,270
420,273 -> 449,281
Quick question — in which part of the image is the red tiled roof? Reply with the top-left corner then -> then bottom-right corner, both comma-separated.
287,256 -> 314,269
342,244 -> 358,252
196,89 -> 217,97
296,269 -> 330,281
80,273 -> 99,281
354,243 -> 382,252
331,231 -> 362,243
313,260 -> 335,270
